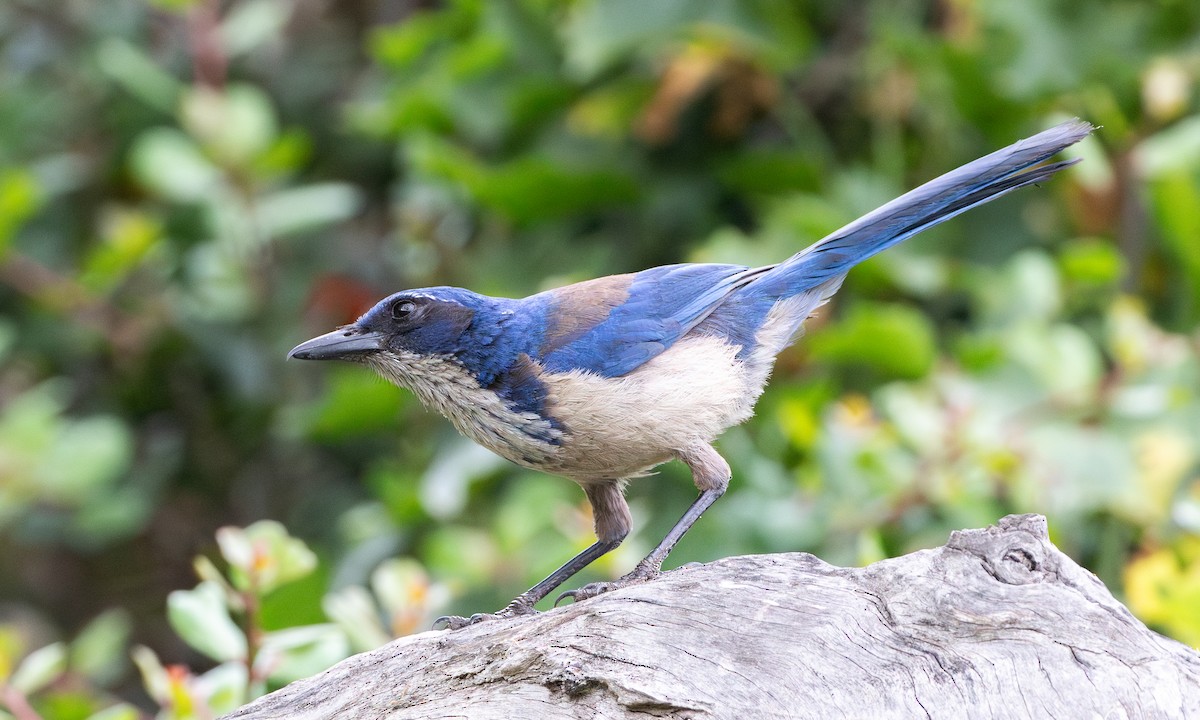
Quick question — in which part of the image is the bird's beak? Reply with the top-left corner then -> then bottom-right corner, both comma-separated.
287,327 -> 384,361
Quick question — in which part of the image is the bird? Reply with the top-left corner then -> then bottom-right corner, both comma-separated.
289,120 -> 1092,630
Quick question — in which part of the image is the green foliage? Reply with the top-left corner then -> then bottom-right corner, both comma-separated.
0,610 -> 136,720
0,169 -> 42,256
0,381 -> 142,545
1126,535 -> 1200,648
1,0 -> 1199,717
807,302 -> 937,381
0,521 -> 443,718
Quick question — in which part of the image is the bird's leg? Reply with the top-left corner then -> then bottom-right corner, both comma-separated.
434,481 -> 630,630
557,442 -> 730,605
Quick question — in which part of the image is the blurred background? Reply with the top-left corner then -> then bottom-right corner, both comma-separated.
2,0 -> 1199,716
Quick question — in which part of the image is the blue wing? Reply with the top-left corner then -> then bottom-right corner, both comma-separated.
535,263 -> 763,378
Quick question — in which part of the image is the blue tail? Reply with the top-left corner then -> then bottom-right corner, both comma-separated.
747,119 -> 1093,298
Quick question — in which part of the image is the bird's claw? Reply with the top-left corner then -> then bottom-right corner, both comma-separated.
432,613 -> 488,630
554,581 -> 617,606
432,598 -> 538,630
554,566 -> 661,607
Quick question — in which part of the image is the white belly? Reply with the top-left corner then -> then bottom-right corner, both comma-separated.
541,333 -> 770,483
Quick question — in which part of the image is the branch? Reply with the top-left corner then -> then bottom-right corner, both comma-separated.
223,515 -> 1200,719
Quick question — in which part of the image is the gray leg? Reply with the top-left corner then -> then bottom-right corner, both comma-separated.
435,482 -> 630,630
557,442 -> 731,605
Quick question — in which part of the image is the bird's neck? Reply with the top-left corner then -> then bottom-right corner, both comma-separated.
366,351 -> 562,468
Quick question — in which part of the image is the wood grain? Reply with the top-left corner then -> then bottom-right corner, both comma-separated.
223,515 -> 1200,719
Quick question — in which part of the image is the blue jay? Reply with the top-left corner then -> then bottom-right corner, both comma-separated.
289,120 -> 1091,629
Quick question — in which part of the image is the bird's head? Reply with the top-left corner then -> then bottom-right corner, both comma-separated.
288,286 -> 494,370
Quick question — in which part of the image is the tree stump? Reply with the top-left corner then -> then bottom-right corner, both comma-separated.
223,514 -> 1200,719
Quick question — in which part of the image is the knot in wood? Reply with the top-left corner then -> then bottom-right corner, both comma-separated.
946,513 -> 1055,585
988,541 -> 1048,585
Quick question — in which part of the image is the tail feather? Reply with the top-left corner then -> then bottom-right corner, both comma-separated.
748,119 -> 1093,297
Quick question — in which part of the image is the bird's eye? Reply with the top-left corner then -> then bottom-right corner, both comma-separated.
391,300 -> 416,320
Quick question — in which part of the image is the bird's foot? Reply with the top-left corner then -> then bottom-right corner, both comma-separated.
433,596 -> 538,630
554,563 -> 661,606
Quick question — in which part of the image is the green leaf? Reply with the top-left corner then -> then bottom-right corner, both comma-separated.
193,555 -> 239,597
0,168 -> 42,255
256,625 -> 348,684
257,561 -> 328,630
322,586 -> 389,652
180,84 -> 279,166
254,128 -> 313,175
73,483 -> 156,544
85,704 -> 142,720
446,36 -> 509,80
1147,170 -> 1200,324
0,320 -> 15,365
95,38 -> 181,112
1136,116 -> 1200,178
177,242 -> 256,322
563,0 -> 698,79
368,557 -> 448,637
876,383 -> 945,457
1008,322 -> 1103,402
254,183 -> 363,239
1125,536 -> 1200,648
1059,237 -> 1125,287
130,645 -> 169,704
807,302 -> 938,380
81,208 -> 164,292
717,150 -> 822,195
217,521 -> 317,595
994,251 -> 1063,324
371,558 -> 428,615
953,333 -> 1005,373
220,0 -> 293,57
369,8 -> 471,70
303,366 -> 406,441
195,662 -> 248,713
146,0 -> 201,10
39,416 -> 133,501
70,609 -> 132,687
10,642 -> 67,695
33,692 -> 97,719
470,158 -> 639,224
129,128 -> 221,202
214,528 -> 253,580
566,82 -> 653,140
404,133 -> 642,223
0,626 -> 23,682
0,382 -> 64,484
167,582 -> 248,662
1026,424 -> 1134,514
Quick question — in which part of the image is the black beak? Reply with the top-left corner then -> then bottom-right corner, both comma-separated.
287,327 -> 384,361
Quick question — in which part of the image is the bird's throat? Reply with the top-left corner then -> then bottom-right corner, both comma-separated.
365,352 -> 562,469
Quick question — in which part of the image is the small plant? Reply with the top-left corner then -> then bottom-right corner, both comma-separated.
0,521 -> 447,719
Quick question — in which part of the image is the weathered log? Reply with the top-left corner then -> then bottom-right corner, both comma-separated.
223,514 -> 1200,719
